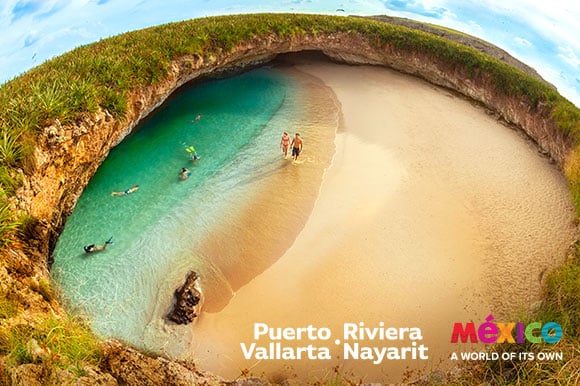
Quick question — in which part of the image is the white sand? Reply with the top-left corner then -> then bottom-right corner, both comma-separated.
190,62 -> 576,383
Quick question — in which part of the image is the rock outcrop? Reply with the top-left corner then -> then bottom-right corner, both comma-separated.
9,363 -> 117,386
167,271 -> 203,325
100,340 -> 224,386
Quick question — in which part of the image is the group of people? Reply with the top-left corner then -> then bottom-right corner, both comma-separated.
179,145 -> 200,180
84,129 -> 299,253
86,145 -> 200,252
280,132 -> 303,161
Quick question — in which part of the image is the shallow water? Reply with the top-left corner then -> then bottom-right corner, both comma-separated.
53,60 -> 576,384
52,67 -> 337,353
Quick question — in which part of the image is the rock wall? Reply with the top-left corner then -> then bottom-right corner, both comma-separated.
19,32 -> 575,263
6,25 -> 576,385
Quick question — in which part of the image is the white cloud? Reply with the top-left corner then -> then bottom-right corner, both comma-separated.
373,0 -> 580,106
514,37 -> 533,48
462,0 -> 579,51
23,29 -> 39,47
558,46 -> 580,68
0,0 -> 579,107
466,20 -> 483,35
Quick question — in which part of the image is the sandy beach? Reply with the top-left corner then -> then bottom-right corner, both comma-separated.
190,59 -> 577,383
193,67 -> 339,311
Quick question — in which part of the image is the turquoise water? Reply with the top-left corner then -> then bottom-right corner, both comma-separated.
52,68 -> 297,349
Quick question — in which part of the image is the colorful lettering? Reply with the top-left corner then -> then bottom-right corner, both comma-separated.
451,322 -> 478,343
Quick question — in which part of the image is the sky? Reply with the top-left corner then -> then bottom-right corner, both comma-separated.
0,0 -> 579,107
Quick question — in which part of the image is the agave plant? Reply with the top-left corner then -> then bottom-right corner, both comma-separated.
0,130 -> 23,167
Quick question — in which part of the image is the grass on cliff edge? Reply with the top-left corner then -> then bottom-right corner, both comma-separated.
469,258 -> 580,385
0,310 -> 103,379
0,14 -> 579,191
0,12 -> 578,385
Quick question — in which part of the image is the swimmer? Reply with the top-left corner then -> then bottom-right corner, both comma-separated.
111,185 -> 139,197
83,237 -> 113,254
178,167 -> 191,180
186,145 -> 200,162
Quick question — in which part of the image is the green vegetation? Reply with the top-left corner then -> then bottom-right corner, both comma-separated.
506,260 -> 580,385
0,199 -> 21,247
0,297 -> 18,320
0,313 -> 103,376
0,13 -> 578,384
29,278 -> 55,303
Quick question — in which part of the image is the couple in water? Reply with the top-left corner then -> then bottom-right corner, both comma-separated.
280,132 -> 303,161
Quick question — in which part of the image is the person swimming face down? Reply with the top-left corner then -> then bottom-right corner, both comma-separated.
83,238 -> 113,253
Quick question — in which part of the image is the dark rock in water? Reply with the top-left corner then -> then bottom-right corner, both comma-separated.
167,271 -> 202,325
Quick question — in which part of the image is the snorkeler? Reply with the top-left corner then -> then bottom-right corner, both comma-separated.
185,145 -> 200,162
178,167 -> 191,180
83,237 -> 113,254
111,185 -> 139,197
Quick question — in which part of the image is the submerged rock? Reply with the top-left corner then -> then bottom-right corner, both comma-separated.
167,271 -> 202,325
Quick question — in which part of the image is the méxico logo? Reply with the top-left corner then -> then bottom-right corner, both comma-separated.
451,314 -> 563,344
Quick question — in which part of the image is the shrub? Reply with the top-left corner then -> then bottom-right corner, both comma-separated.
0,314 -> 103,373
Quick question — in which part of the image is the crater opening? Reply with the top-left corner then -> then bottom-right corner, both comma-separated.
51,52 -> 576,383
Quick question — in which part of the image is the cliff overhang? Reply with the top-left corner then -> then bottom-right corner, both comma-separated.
23,28 -> 577,257
2,13 -> 579,385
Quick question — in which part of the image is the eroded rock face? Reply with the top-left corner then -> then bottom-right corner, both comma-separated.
19,31 -> 575,259
101,340 -> 223,386
17,30 -> 575,269
167,271 -> 203,325
9,362 -> 117,386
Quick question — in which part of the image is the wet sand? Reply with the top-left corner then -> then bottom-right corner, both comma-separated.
191,61 -> 577,383
141,65 -> 339,357
193,67 -> 339,311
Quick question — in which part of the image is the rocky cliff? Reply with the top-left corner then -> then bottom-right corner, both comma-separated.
20,29 -> 576,253
2,14 -> 577,385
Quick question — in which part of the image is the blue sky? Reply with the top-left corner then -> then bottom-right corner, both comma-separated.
1,0 -> 579,107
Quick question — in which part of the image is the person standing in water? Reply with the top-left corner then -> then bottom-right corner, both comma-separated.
291,132 -> 303,161
280,132 -> 290,158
